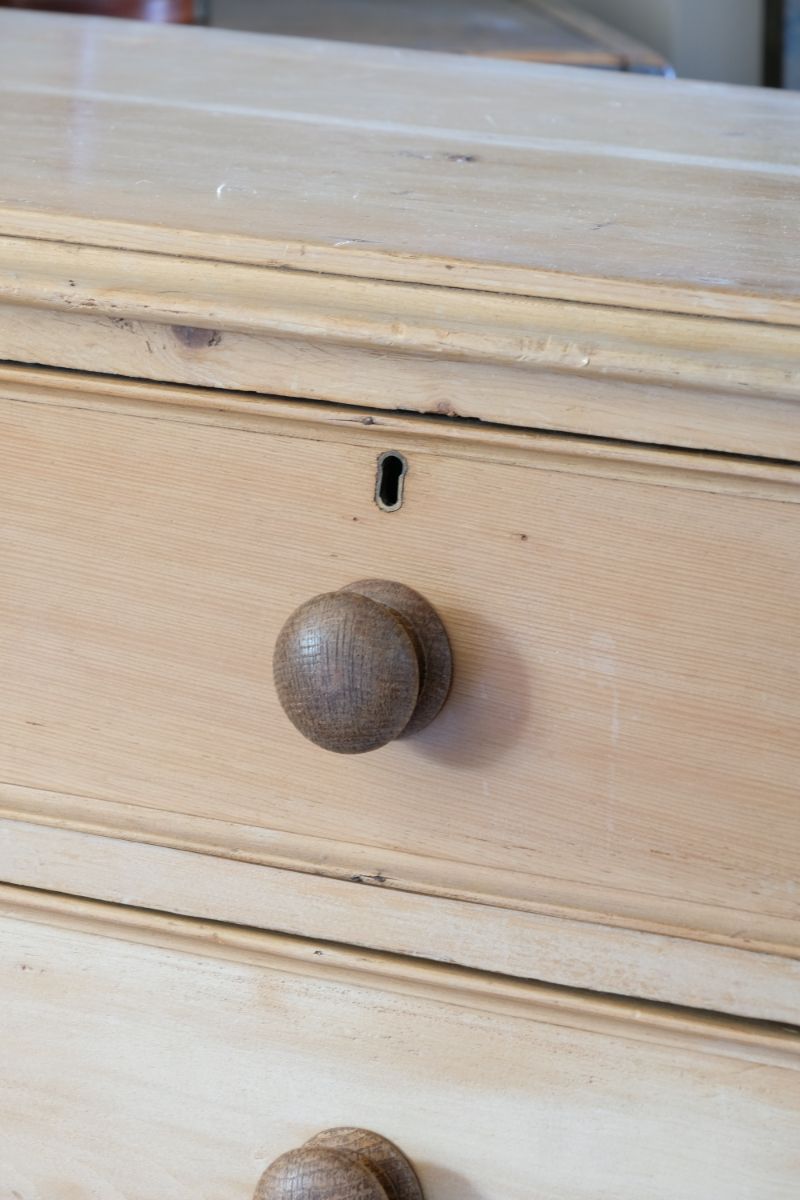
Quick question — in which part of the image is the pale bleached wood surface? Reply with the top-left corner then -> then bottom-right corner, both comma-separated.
2,365 -> 798,500
0,10 -> 799,325
2,240 -> 800,459
3,885 -> 798,1066
4,819 -> 800,1024
1,372 -> 798,966
1,897 -> 799,1200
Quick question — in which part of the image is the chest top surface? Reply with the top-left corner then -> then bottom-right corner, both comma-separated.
0,10 -> 799,459
2,9 -> 799,319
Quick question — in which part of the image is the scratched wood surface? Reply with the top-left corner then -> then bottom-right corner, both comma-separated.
1,371 -> 798,964
3,243 -> 800,459
2,893 -> 799,1200
5,820 -> 800,1024
0,9 -> 798,325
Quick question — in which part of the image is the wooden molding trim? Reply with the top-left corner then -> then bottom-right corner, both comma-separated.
2,815 -> 799,1027
1,239 -> 799,460
3,193 -> 800,331
1,364 -> 799,503
2,880 -> 798,1068
3,782 -> 799,958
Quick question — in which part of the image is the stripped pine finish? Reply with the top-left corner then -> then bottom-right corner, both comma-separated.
1,889 -> 799,1200
0,14 -> 798,1198
4,820 -> 800,1025
0,369 -> 797,974
0,12 -> 798,322
2,246 -> 800,458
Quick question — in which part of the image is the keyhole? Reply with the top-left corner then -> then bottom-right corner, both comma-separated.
375,451 -> 408,512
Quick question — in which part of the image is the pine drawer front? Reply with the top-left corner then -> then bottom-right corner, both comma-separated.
1,891 -> 799,1200
1,373 -> 799,959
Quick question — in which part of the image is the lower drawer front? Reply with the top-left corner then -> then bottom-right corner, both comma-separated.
1,901 -> 799,1200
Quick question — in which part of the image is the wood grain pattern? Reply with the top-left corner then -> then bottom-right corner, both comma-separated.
273,582 -> 452,754
1,899 -> 799,1200
341,581 -> 452,738
255,1147 -> 387,1200
275,591 -> 421,756
5,819 -> 800,1024
3,276 -> 799,458
303,1131 -> 423,1200
5,882 -> 800,1059
0,10 -> 798,326
254,1130 -> 423,1200
2,190 -> 800,460
0,372 -> 798,968
0,19 -> 795,1191
1,364 -> 797,501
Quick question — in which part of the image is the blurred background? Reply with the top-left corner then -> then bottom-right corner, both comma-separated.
0,0 -> 798,88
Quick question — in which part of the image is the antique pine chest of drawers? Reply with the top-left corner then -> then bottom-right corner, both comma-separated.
0,10 -> 799,1199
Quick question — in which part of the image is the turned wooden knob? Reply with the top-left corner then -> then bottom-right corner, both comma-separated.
273,579 -> 452,754
254,1128 -> 424,1200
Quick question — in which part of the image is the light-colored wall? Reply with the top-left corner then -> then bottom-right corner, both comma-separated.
574,0 -> 764,85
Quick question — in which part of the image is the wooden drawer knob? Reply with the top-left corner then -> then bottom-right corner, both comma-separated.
254,1128 -> 424,1200
273,579 -> 452,754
